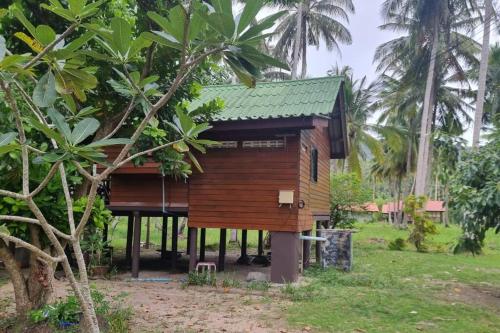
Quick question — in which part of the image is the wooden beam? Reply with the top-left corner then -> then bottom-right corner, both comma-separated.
145,217 -> 151,249
315,221 -> 322,265
218,228 -> 227,272
131,211 -> 141,278
188,228 -> 198,272
236,229 -> 250,265
161,216 -> 168,260
125,213 -> 133,265
210,116 -> 315,132
199,228 -> 206,262
171,216 -> 178,270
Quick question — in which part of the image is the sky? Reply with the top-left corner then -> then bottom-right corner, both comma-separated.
306,0 -> 397,82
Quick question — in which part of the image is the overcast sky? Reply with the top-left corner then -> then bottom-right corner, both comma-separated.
306,0 -> 396,81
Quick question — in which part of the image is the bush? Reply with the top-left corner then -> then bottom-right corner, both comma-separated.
405,195 -> 437,252
246,281 -> 270,292
185,271 -> 217,287
388,238 -> 407,251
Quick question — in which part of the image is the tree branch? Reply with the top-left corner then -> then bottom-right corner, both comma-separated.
102,97 -> 137,140
29,161 -> 62,197
22,23 -> 78,70
0,233 -> 64,262
0,215 -> 72,241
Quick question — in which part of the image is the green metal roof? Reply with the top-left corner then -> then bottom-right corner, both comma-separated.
190,76 -> 344,121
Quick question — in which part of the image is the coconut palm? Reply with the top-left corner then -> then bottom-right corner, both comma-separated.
376,0 -> 479,196
472,0 -> 494,147
272,0 -> 354,78
328,66 -> 403,178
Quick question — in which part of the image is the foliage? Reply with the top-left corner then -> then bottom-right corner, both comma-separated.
388,237 -> 406,251
405,195 -> 437,252
29,289 -> 129,331
450,138 -> 500,254
0,0 -> 287,327
246,280 -> 271,292
80,232 -> 110,268
271,0 -> 354,77
221,277 -> 241,289
330,173 -> 372,229
185,271 -> 216,287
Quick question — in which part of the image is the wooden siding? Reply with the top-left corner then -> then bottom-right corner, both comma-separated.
187,131 -> 301,232
109,174 -> 188,209
297,122 -> 331,231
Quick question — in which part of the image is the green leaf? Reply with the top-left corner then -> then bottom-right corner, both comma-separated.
0,144 -> 18,155
142,31 -> 182,50
0,225 -> 10,236
173,141 -> 189,153
33,71 -> 57,107
28,117 -> 66,146
71,118 -> 99,145
34,25 -> 56,45
12,7 -> 37,39
68,0 -> 85,15
237,0 -> 263,34
0,132 -> 17,146
187,151 -> 203,173
47,108 -> 72,140
0,35 -> 6,61
110,17 -> 132,56
239,11 -> 286,41
86,138 -> 133,148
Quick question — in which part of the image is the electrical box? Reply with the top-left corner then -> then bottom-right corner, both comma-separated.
279,190 -> 294,205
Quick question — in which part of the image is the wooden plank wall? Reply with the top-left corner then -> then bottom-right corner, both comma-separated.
187,131 -> 301,232
109,174 -> 188,209
298,123 -> 331,231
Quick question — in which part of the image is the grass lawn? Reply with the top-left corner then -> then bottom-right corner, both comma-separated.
109,216 -> 262,252
285,222 -> 500,333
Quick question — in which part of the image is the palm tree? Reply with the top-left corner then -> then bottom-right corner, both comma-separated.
272,0 -> 354,78
328,66 -> 401,178
377,0 -> 479,196
472,0 -> 494,148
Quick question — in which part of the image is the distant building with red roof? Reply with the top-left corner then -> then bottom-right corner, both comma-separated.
381,200 -> 446,223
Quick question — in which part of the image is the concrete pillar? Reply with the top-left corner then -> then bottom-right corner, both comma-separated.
131,211 -> 141,278
315,220 -> 322,264
188,227 -> 198,272
270,231 -> 300,283
237,229 -> 250,265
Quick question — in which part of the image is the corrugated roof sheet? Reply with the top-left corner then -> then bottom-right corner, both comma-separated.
190,76 -> 344,121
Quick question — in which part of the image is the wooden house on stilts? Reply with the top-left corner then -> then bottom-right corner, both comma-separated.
105,77 -> 348,283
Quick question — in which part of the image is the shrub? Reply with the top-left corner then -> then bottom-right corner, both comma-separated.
185,271 -> 216,287
388,238 -> 407,251
405,195 -> 437,252
246,281 -> 270,292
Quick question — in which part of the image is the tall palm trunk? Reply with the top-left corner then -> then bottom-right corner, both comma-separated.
291,2 -> 303,79
472,0 -> 493,148
415,18 -> 439,196
301,4 -> 308,78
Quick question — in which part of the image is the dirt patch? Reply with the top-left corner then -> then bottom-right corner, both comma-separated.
437,281 -> 500,311
0,273 -> 304,333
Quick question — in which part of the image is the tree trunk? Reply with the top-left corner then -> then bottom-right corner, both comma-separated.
291,2 -> 303,79
472,0 -> 493,148
415,18 -> 439,196
301,9 -> 307,79
0,241 -> 32,318
145,217 -> 151,249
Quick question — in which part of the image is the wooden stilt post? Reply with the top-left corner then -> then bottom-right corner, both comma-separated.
125,214 -> 133,265
171,216 -> 178,270
237,229 -> 250,265
199,228 -> 206,262
258,230 -> 264,256
145,217 -> 151,249
161,216 -> 168,260
131,211 -> 141,278
218,228 -> 227,272
302,230 -> 311,269
186,227 -> 192,255
188,228 -> 198,272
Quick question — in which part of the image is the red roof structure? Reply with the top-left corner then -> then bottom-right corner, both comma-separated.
381,201 -> 446,213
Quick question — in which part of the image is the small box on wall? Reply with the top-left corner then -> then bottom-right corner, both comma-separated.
278,190 -> 294,206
